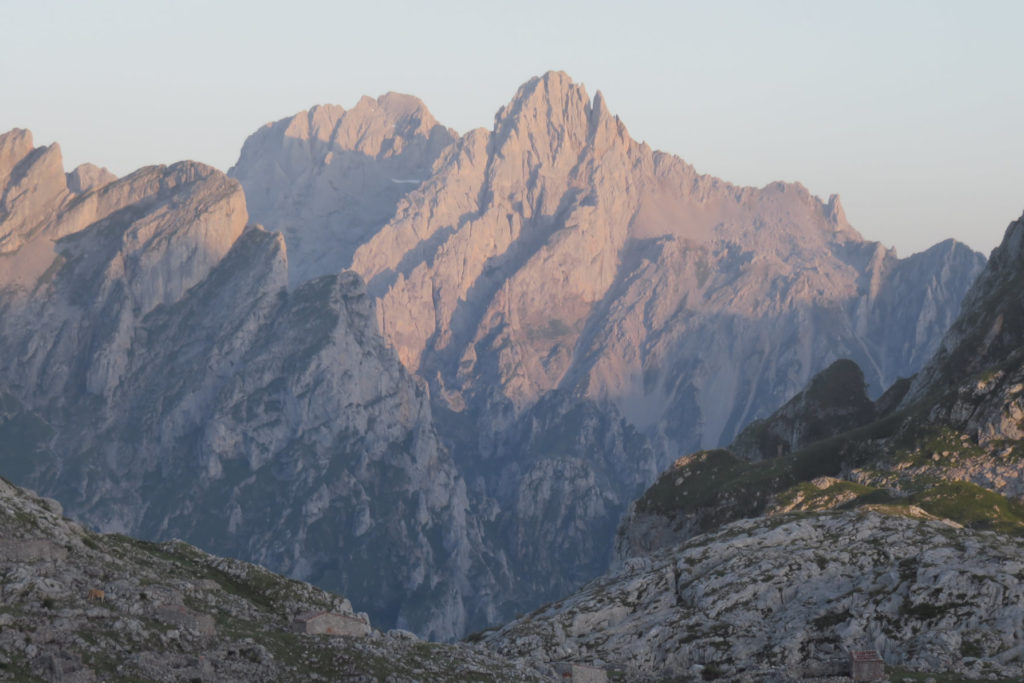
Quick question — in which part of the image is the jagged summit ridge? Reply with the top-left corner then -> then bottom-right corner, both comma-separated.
348,71 -> 983,448
229,93 -> 457,285
0,129 -> 118,255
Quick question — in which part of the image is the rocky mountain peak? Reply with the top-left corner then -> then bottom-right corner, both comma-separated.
0,131 -> 72,254
66,162 -> 117,194
994,209 -> 1024,264
490,71 -> 628,174
229,94 -> 457,285
906,210 -> 1024,402
280,103 -> 346,143
346,73 -> 983,430
825,192 -> 848,228
0,128 -> 36,185
328,92 -> 447,158
730,358 -> 877,462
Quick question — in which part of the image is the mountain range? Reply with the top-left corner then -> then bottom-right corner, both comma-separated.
0,71 -> 989,645
482,210 -> 1024,679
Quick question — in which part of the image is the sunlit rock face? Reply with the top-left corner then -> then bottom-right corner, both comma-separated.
348,72 -> 983,456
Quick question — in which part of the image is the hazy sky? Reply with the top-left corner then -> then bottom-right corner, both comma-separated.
3,0 -> 1022,257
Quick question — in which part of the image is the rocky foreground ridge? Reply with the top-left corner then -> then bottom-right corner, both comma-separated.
485,510 -> 1024,681
0,475 -> 544,682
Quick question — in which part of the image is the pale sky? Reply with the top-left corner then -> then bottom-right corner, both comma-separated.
2,0 -> 1022,257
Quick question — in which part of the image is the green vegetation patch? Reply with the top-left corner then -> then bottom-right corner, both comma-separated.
634,409 -> 903,529
912,481 -> 1024,534
775,480 -> 877,512
636,450 -> 747,514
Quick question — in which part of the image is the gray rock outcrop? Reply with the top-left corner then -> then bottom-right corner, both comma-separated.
486,511 -> 1024,681
907,211 -> 1024,402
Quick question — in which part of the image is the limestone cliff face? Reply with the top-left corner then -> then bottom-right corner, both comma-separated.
78,235 -> 496,641
0,154 -> 247,407
440,391 -> 660,616
229,95 -> 457,286
0,130 -> 497,641
349,72 -> 984,459
0,130 -> 73,255
227,73 -> 986,634
907,212 -> 1024,403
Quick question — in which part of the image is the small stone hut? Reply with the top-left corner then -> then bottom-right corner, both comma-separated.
154,604 -> 216,637
552,662 -> 608,683
850,649 -> 885,681
290,611 -> 370,637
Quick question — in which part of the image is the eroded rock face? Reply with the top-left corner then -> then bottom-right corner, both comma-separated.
0,157 -> 247,405
444,392 -> 661,618
0,129 -> 498,641
486,511 -> 1024,681
229,94 -> 457,286
347,72 -> 984,460
729,359 -> 879,462
0,130 -> 72,255
908,212 -> 1024,403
